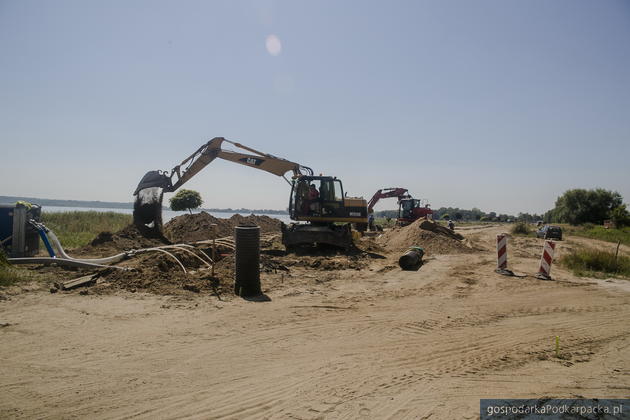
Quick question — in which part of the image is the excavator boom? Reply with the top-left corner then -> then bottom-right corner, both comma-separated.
133,137 -> 312,231
367,188 -> 410,212
133,136 -> 366,250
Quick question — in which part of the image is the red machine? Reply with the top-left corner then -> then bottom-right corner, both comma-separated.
398,197 -> 433,225
367,188 -> 410,212
368,188 -> 433,226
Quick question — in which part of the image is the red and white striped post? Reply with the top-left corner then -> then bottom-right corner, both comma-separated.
536,240 -> 556,280
495,234 -> 509,274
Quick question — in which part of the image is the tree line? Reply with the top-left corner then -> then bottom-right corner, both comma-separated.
374,188 -> 629,227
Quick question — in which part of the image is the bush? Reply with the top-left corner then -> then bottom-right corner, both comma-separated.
375,217 -> 396,229
561,248 -> 630,278
511,222 -> 530,235
170,189 -> 203,214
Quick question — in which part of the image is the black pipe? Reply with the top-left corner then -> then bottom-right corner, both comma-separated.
398,247 -> 424,270
234,226 -> 261,297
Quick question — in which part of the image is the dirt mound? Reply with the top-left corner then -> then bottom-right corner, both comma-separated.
89,250 -> 230,296
77,224 -> 170,255
271,253 -> 371,271
377,219 -> 473,255
163,212 -> 282,243
228,214 -> 281,232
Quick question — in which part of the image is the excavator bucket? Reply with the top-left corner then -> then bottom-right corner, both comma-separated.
133,187 -> 164,232
133,171 -> 171,232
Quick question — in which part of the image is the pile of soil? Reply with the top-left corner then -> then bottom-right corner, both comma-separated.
163,212 -> 282,243
57,213 -> 385,297
377,219 -> 474,255
89,250 -> 232,297
77,224 -> 170,255
271,254 -> 368,271
77,237 -> 383,296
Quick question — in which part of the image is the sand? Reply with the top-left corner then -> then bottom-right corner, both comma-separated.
1,225 -> 629,419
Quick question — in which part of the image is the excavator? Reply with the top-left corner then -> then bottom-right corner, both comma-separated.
367,187 -> 433,226
133,137 -> 368,250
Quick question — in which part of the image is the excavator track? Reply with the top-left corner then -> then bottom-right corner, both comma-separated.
281,223 -> 353,251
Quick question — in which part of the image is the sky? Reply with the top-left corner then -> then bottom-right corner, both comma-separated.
1,0 -> 629,215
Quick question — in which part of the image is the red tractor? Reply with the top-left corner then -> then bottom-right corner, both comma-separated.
368,188 -> 433,228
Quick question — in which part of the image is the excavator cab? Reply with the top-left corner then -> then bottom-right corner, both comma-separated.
283,175 -> 367,250
290,176 -> 345,220
398,198 -> 433,225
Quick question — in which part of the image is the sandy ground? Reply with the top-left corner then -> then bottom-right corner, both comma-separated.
1,225 -> 629,419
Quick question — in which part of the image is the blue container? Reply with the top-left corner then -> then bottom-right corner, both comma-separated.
0,203 -> 41,257
0,205 -> 14,249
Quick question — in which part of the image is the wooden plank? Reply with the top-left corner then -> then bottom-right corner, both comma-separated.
56,274 -> 97,291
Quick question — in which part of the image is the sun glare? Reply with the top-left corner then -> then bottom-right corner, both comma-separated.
265,34 -> 282,56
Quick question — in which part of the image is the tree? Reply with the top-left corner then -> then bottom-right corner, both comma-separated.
170,189 -> 203,214
441,213 -> 450,220
611,204 -> 630,228
549,188 -> 623,225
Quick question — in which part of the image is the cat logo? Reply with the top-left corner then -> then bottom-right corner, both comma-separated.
239,157 -> 264,166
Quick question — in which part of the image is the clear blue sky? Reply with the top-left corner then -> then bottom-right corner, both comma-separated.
1,0 -> 629,215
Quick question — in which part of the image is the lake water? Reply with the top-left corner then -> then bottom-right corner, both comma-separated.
42,206 -> 292,224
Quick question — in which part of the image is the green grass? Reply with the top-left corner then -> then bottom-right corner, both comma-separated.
0,249 -> 36,287
41,211 -> 132,249
0,265 -> 36,287
563,225 -> 630,247
561,247 -> 630,278
374,217 -> 397,229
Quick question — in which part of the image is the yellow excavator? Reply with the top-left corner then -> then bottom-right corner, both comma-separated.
133,137 -> 368,249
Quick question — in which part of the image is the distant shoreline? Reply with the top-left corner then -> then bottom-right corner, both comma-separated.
0,196 -> 289,215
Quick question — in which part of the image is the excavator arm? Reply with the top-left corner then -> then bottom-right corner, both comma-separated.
367,188 -> 410,212
134,137 -> 312,194
133,137 -> 312,231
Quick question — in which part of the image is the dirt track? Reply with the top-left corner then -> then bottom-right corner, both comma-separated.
1,225 -> 629,419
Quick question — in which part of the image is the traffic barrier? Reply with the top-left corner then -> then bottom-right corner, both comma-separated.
536,240 -> 556,280
496,234 -> 507,269
495,234 -> 514,275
